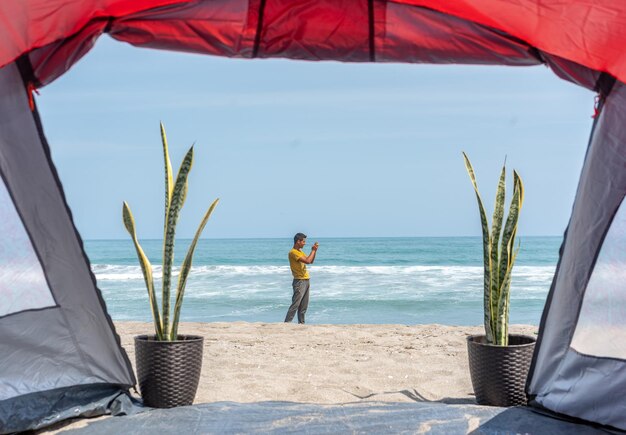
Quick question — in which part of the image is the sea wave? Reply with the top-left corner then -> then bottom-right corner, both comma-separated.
88,237 -> 560,324
92,263 -> 556,281
96,263 -> 555,324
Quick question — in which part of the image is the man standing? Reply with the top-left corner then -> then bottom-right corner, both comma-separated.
284,233 -> 319,324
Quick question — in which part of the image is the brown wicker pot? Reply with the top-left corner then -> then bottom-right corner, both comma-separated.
467,334 -> 536,407
135,334 -> 204,408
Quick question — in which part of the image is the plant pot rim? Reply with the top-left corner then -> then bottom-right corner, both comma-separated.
135,334 -> 203,343
467,333 -> 536,348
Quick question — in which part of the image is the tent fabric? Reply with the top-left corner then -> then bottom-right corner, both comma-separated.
1,0 -> 626,432
107,1 -> 540,62
527,80 -> 626,429
32,401 -> 606,434
3,1 -> 626,83
0,61 -> 135,433
400,1 -> 626,83
0,0 -> 188,71
23,0 -> 543,88
1,385 -> 137,433
0,176 -> 55,317
570,197 -> 626,360
2,0 -> 626,87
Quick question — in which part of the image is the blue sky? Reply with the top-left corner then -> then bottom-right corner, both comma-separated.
36,36 -> 595,240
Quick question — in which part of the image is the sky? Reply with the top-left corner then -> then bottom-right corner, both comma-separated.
36,36 -> 595,240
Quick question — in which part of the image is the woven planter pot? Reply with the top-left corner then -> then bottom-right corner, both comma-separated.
135,334 -> 204,408
467,334 -> 536,407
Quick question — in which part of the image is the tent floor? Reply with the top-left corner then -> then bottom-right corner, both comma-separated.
48,401 -> 607,434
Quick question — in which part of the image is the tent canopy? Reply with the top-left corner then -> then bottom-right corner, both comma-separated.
0,0 -> 624,89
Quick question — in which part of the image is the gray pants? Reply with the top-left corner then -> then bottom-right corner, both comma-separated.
284,279 -> 310,324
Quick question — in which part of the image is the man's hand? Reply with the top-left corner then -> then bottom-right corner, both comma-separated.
312,242 -> 319,251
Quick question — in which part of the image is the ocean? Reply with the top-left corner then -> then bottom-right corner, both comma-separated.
86,237 -> 560,326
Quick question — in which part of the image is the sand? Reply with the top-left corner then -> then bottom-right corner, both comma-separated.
119,322 -> 538,404
40,322 -> 538,433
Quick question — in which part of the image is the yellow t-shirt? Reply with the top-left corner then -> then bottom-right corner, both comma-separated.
288,248 -> 310,279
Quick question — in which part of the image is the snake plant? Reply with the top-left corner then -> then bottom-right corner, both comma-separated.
463,153 -> 524,346
123,123 -> 219,341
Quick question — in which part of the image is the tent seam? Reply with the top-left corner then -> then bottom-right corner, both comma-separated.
13,57 -> 94,378
15,56 -> 136,387
0,59 -> 59,313
526,78 -> 614,399
368,0 -> 376,61
0,305 -> 60,321
252,0 -> 267,58
564,192 -> 626,353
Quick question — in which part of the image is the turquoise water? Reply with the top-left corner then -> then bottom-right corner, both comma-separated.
86,237 -> 560,325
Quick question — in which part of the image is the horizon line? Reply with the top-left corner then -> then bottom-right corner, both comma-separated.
82,234 -> 564,241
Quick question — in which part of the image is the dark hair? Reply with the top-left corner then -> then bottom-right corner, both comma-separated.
294,233 -> 307,243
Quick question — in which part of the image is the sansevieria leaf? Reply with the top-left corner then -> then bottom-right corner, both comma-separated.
495,247 -> 519,346
122,201 -> 164,340
161,145 -> 194,340
160,122 -> 174,335
463,153 -> 524,346
170,197 -> 220,340
179,143 -> 195,210
463,152 -> 494,343
500,171 -> 524,286
489,164 -> 506,336
123,123 -> 219,342
161,122 -> 174,236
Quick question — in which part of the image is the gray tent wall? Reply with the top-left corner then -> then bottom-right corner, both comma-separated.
0,61 -> 135,434
527,74 -> 626,429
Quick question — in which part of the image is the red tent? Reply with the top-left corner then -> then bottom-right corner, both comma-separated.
1,1 -> 625,432
0,0 -> 623,89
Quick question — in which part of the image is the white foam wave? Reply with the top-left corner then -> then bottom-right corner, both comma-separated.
92,263 -> 555,283
92,264 -> 163,280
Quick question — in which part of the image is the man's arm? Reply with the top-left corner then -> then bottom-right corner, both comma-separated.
298,242 -> 319,264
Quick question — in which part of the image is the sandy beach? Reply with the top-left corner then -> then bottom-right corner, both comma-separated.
41,322 -> 538,433
120,322 -> 538,404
